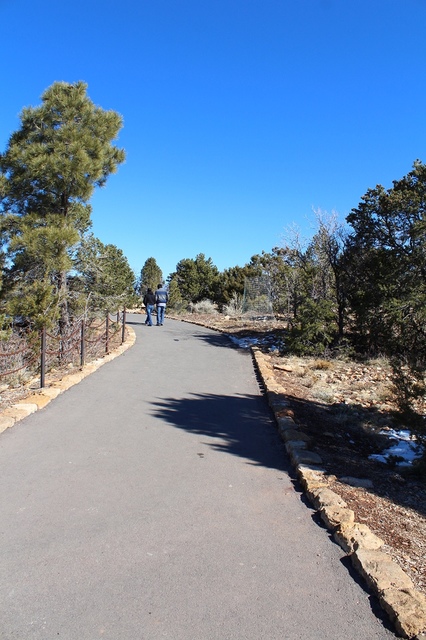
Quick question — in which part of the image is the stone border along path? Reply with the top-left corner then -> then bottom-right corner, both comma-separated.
252,346 -> 426,640
1,317 -> 425,638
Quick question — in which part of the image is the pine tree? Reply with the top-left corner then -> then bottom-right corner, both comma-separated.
138,257 -> 163,296
0,81 -> 125,328
72,234 -> 137,312
173,254 -> 219,303
345,160 -> 426,360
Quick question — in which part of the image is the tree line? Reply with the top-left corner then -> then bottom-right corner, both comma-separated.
140,158 -> 426,371
139,161 -> 426,427
1,82 -> 425,426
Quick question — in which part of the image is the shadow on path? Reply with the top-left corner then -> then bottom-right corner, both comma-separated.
193,331 -> 236,349
151,392 -> 289,472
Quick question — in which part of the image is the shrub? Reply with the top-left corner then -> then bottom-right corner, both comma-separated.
188,299 -> 218,315
222,293 -> 244,317
312,359 -> 332,370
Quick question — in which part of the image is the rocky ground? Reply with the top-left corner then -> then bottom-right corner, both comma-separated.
171,312 -> 426,601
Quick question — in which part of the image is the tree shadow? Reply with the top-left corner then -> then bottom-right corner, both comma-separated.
283,393 -> 426,518
150,392 -> 290,472
192,331 -> 237,349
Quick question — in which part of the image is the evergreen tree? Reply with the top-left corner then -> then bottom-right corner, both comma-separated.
345,160 -> 426,360
345,161 -> 426,425
216,262 -> 261,308
173,254 -> 219,303
72,234 -> 136,312
138,257 -> 163,295
0,81 -> 125,327
166,274 -> 184,311
280,215 -> 346,354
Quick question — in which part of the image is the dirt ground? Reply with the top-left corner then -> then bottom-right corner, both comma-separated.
172,312 -> 426,599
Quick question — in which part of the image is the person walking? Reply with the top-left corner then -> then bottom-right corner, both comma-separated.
143,288 -> 156,326
155,283 -> 168,326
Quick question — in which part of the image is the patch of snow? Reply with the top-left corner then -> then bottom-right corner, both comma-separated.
369,429 -> 424,467
227,333 -> 282,351
227,335 -> 260,349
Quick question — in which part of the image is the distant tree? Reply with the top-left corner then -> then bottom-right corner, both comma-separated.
166,274 -> 184,311
273,227 -> 308,321
173,253 -> 219,303
247,250 -> 291,315
0,81 -> 125,327
216,262 -> 262,308
138,257 -> 163,295
278,214 -> 347,354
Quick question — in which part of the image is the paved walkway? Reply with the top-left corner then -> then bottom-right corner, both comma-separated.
0,315 -> 396,639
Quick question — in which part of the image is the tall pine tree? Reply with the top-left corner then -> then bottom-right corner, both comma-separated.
138,257 -> 163,295
0,81 -> 125,328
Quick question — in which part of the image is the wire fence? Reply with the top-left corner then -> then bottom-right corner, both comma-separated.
242,275 -> 275,320
0,309 -> 127,389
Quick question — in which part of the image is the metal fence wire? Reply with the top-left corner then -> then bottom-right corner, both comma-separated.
0,309 -> 127,389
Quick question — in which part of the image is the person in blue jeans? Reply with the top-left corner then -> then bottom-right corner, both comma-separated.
155,283 -> 168,326
143,288 -> 156,326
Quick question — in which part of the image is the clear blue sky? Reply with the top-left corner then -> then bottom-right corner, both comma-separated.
1,0 -> 426,280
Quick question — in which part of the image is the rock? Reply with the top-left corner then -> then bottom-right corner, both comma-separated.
334,522 -> 384,553
290,449 -> 323,466
23,394 -> 52,410
0,415 -> 15,433
351,548 -> 414,593
269,397 -> 291,412
339,476 -> 374,489
378,588 -> 426,639
273,364 -> 295,372
276,416 -> 297,433
38,387 -> 62,399
2,405 -> 36,420
53,373 -> 84,390
285,439 -> 307,453
281,429 -> 312,445
296,465 -> 328,491
305,486 -> 347,511
13,402 -> 38,415
320,505 -> 355,530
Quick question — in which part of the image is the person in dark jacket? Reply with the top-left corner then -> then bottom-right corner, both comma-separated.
143,288 -> 156,326
155,284 -> 169,326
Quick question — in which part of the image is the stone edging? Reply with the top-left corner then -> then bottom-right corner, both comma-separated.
0,327 -> 136,436
251,346 -> 426,640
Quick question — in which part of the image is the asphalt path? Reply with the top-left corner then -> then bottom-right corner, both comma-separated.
0,315 -> 397,640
